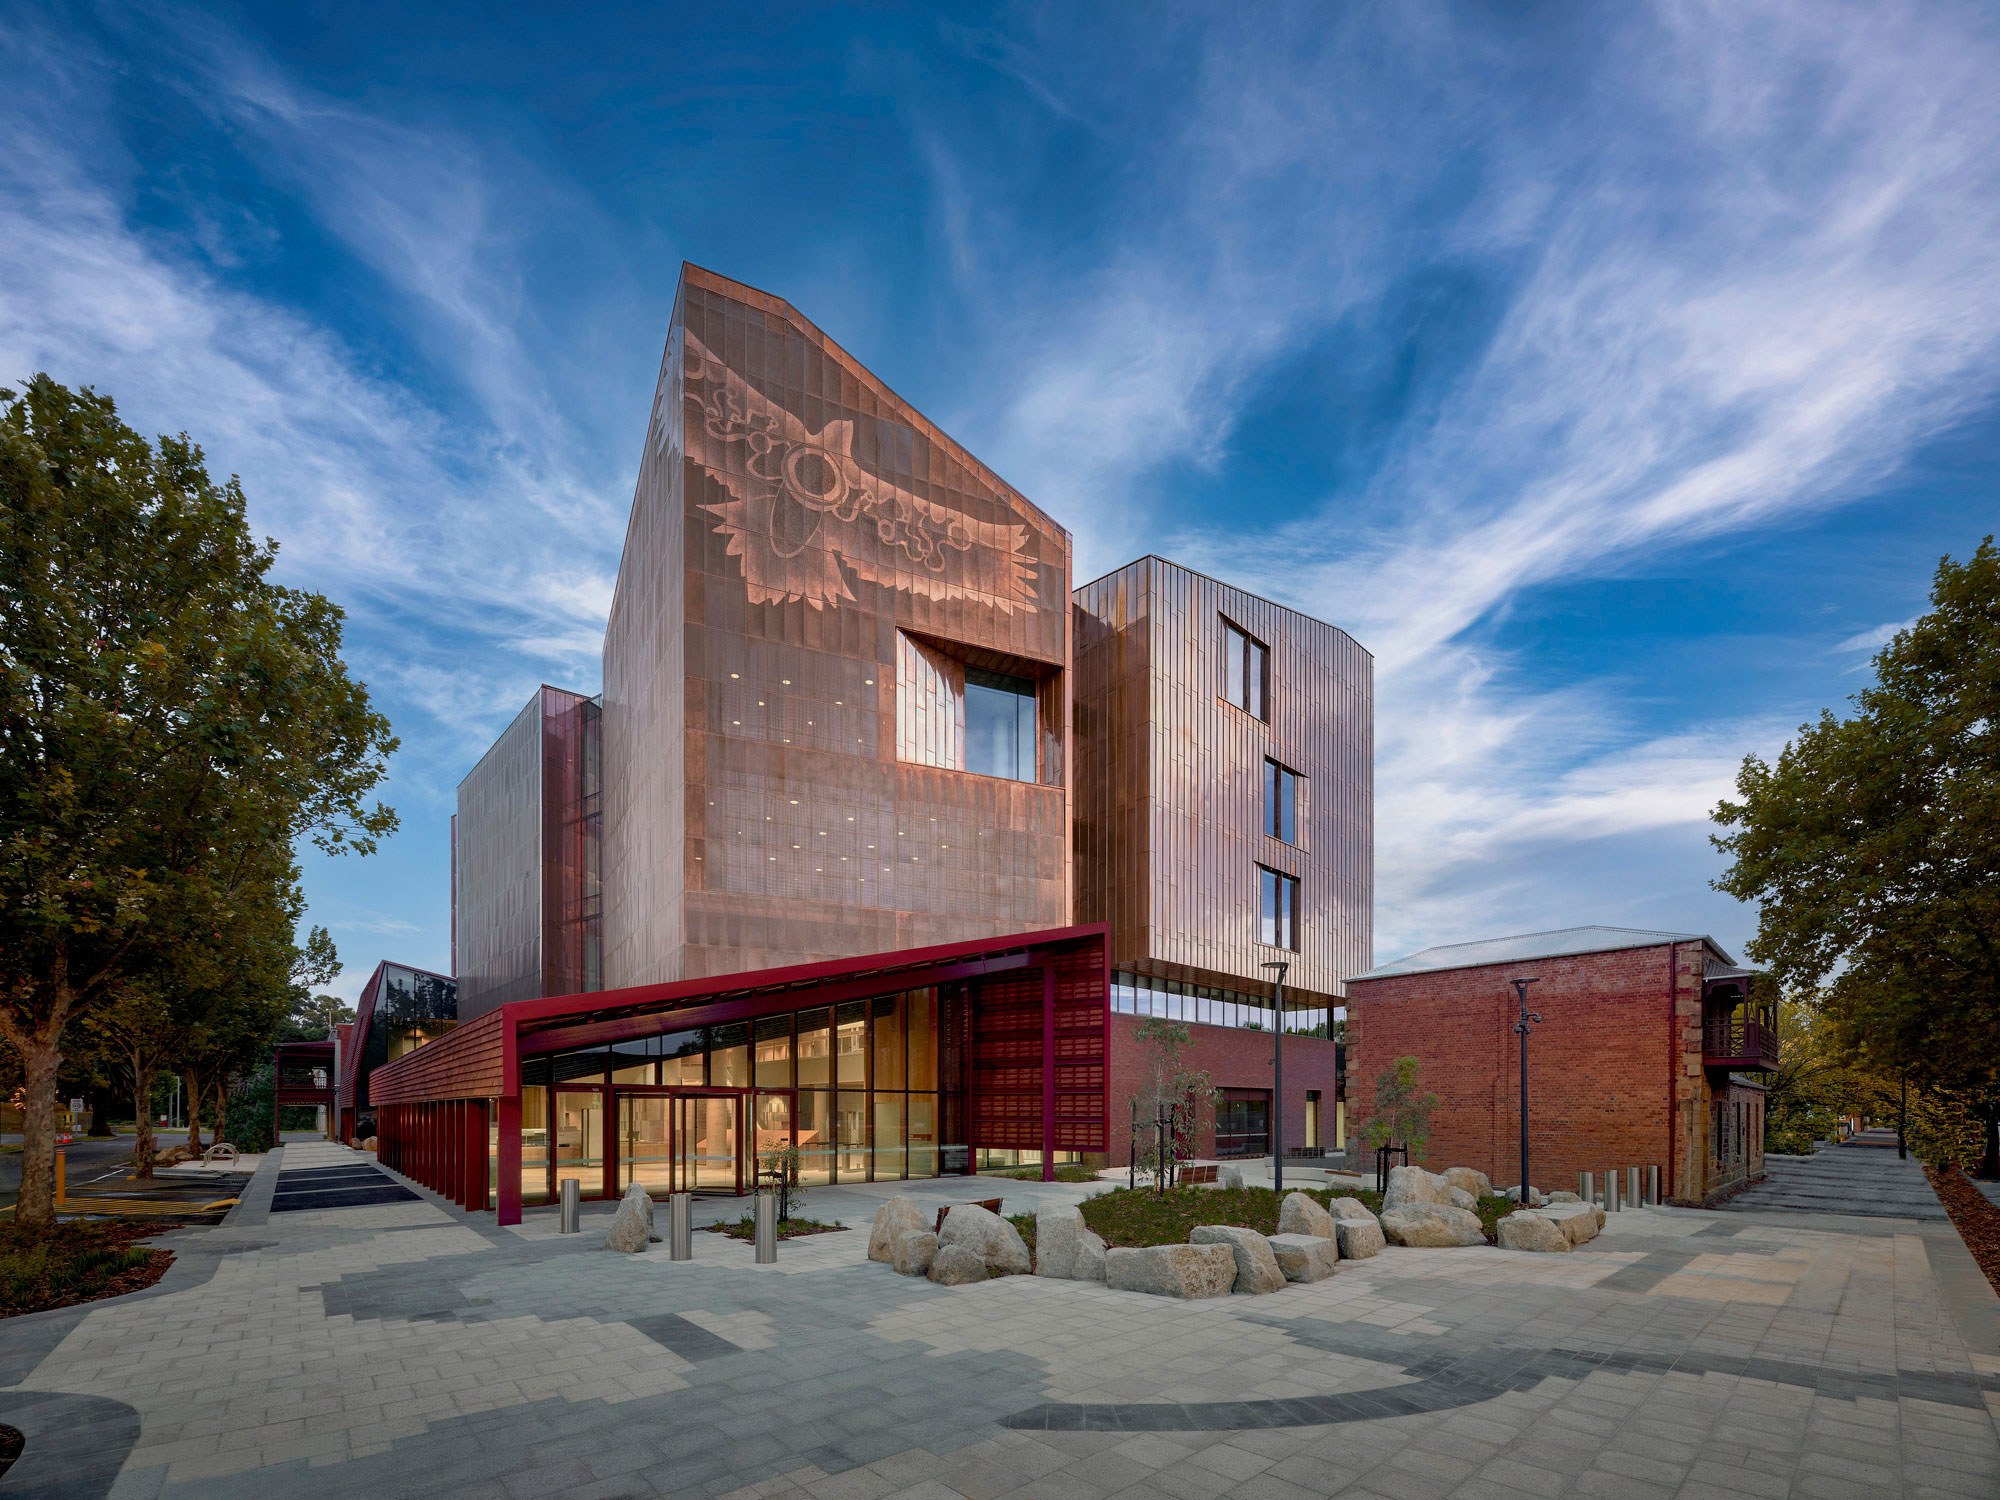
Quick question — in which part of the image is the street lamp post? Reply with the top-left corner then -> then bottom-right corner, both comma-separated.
1263,961 -> 1291,1196
1510,978 -> 1542,1201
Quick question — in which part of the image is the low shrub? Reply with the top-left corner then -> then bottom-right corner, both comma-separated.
0,1221 -> 174,1317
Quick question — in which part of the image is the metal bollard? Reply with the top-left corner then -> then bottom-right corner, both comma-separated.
668,1192 -> 693,1260
1627,1166 -> 1642,1210
1604,1170 -> 1621,1212
754,1187 -> 778,1264
1645,1164 -> 1660,1206
54,1149 -> 66,1206
558,1177 -> 580,1234
1578,1170 -> 1594,1206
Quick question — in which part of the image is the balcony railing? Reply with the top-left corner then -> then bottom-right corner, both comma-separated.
1703,1015 -> 1780,1072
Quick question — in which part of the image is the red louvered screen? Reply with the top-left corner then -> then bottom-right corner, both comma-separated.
967,936 -> 1107,1153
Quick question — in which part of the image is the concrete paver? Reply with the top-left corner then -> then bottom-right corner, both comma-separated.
0,1141 -> 1993,1497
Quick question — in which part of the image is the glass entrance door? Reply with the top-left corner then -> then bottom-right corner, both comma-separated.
674,1093 -> 742,1195
617,1094 -> 673,1196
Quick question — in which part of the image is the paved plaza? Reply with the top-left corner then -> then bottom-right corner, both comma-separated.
0,1143 -> 1995,1500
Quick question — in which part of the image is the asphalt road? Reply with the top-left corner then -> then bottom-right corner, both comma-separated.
0,1136 -> 140,1209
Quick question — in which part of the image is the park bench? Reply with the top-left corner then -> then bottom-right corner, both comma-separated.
1180,1164 -> 1220,1185
934,1197 -> 1004,1235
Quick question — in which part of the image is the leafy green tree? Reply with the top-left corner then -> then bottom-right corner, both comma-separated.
1762,998 -> 1866,1154
1714,540 -> 2000,1178
1361,1056 -> 1438,1160
0,377 -> 395,1226
1127,1018 -> 1217,1185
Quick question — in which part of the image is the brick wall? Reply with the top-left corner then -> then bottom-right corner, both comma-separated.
1106,1015 -> 1342,1166
1348,943 -> 1709,1198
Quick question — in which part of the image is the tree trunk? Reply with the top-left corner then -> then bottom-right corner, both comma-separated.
12,1029 -> 66,1231
185,1071 -> 203,1154
1976,1110 -> 2000,1181
214,1080 -> 230,1146
87,1084 -> 115,1137
130,1056 -> 156,1180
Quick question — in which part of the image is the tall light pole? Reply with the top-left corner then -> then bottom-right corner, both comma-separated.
1263,961 -> 1291,1195
1510,978 -> 1542,1201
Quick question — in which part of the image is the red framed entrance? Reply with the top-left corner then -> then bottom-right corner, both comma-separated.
369,925 -> 1108,1225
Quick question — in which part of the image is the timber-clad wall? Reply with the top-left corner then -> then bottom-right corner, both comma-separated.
1072,556 -> 1372,1006
369,1009 -> 506,1105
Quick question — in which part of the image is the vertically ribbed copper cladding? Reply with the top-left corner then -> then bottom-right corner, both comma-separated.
1071,556 -> 1372,1012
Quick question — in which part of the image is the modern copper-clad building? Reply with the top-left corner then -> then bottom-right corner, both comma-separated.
603,264 -> 1073,988
369,265 -> 1370,1218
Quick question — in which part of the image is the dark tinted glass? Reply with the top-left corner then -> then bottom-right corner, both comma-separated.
963,668 -> 1036,782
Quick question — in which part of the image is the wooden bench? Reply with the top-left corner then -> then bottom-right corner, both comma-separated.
1180,1164 -> 1220,1185
935,1198 -> 1005,1235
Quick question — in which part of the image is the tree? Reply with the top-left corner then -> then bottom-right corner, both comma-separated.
1126,1018 -> 1216,1185
0,377 -> 396,1227
1714,539 -> 2000,1178
1361,1056 -> 1438,1160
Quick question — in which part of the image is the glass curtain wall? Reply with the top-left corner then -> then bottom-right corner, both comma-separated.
1109,969 -> 1331,1035
524,986 -> 953,1199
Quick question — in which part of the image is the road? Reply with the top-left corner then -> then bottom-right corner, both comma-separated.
0,1135 -> 140,1209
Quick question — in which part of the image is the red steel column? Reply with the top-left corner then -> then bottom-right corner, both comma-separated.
496,1095 -> 522,1226
1041,966 -> 1056,1184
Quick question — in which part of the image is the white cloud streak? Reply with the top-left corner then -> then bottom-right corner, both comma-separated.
940,1 -> 2000,961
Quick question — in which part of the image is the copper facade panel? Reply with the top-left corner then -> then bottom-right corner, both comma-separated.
454,694 -> 545,1016
601,288 -> 689,991
606,265 -> 1073,987
1072,556 -> 1372,1008
456,685 -> 598,1021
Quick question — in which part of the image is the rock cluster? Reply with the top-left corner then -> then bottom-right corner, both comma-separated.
1334,1216 -> 1386,1259
1267,1233 -> 1341,1282
939,1204 -> 1032,1275
1276,1191 -> 1336,1239
892,1230 -> 938,1276
1034,1205 -> 1108,1282
927,1244 -> 986,1285
1105,1243 -> 1236,1298
868,1196 -> 926,1263
1189,1224 -> 1287,1294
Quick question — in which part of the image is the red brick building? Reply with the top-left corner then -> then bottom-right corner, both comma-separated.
1345,927 -> 1773,1205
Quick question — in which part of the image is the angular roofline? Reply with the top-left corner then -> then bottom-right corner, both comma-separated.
1072,554 -> 1372,659
678,261 -> 1070,548
455,684 -> 594,791
1347,924 -> 1735,983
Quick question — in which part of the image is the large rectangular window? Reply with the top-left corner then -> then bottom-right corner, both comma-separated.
1260,867 -> 1300,951
896,632 -> 1039,783
963,669 -> 1037,782
1223,619 -> 1268,719
1264,759 -> 1297,843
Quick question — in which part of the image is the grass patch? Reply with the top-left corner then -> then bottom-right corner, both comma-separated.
986,1165 -> 1102,1184
1074,1185 -> 1382,1248
0,1220 -> 174,1317
1061,1184 -> 1523,1250
701,1216 -> 847,1242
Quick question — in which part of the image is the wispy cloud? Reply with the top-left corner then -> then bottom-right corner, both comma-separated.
930,1 -> 2000,959
1832,619 -> 1915,654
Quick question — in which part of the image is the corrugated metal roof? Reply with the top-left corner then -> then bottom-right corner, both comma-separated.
1349,925 -> 1731,982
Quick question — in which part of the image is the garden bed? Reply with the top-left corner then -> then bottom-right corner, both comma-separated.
0,1219 -> 175,1317
1926,1163 -> 2000,1297
987,1165 -> 1101,1183
1011,1183 -> 1521,1255
700,1216 -> 847,1242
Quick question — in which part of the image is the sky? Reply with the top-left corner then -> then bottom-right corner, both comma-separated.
4,1 -> 1998,1002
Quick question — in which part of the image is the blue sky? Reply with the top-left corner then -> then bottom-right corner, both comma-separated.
5,2 -> 1998,1000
